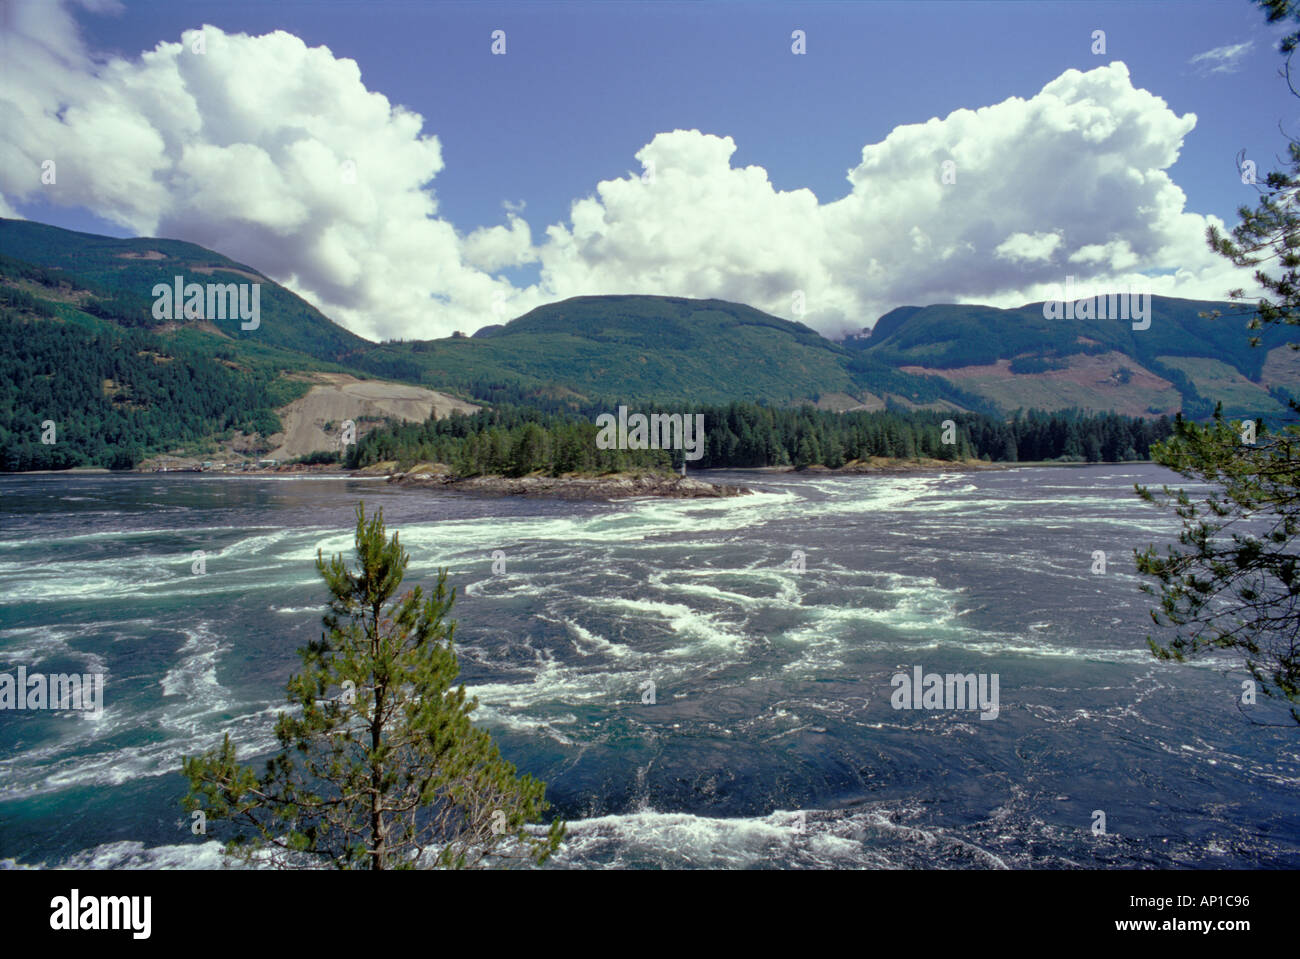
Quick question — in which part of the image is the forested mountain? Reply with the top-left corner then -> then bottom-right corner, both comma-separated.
858,296 -> 1300,420
0,220 -> 995,419
367,291 -> 1296,422
0,217 -> 1279,472
359,294 -> 989,411
0,218 -> 370,363
0,228 -> 369,470
0,272 -> 308,470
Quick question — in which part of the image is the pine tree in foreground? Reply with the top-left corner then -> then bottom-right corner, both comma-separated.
1136,411 -> 1300,723
182,503 -> 565,868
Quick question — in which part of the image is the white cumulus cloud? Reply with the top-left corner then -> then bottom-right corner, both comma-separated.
0,3 -> 532,340
537,62 -> 1252,335
0,3 -> 1258,342
995,232 -> 1064,264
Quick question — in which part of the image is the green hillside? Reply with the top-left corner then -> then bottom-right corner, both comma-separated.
862,296 -> 1298,420
0,218 -> 370,363
0,222 -> 982,469
1,220 -> 987,415
3,217 -> 1289,473
0,262 -> 313,470
361,295 -> 854,402
358,294 -> 991,412
0,222 -> 382,470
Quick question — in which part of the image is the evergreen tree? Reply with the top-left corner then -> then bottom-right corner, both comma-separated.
510,422 -> 548,476
182,503 -> 565,867
794,431 -> 820,469
1136,3 -> 1300,723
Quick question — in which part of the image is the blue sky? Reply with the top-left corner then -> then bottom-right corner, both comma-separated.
3,1 -> 1298,339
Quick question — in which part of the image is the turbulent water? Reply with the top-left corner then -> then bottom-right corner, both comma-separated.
1,465 -> 1297,869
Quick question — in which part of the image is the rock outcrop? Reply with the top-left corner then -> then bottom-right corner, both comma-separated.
384,465 -> 750,499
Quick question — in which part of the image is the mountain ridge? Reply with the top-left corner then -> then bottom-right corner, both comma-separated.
1,217 -> 1293,471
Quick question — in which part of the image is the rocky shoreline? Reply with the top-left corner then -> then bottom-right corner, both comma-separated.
384,464 -> 751,499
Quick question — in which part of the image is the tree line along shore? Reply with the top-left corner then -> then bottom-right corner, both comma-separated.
346,402 -> 1177,478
